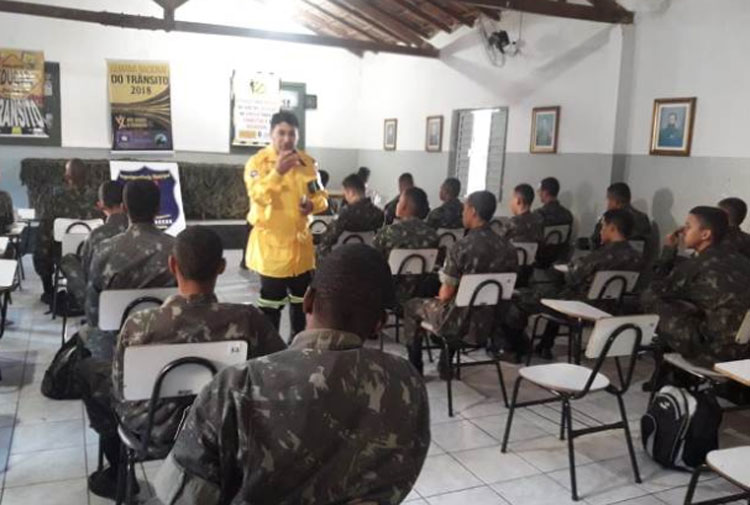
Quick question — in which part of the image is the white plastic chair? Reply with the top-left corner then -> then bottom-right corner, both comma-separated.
98,287 -> 178,332
335,231 -> 375,247
0,259 -> 17,339
544,224 -> 571,245
387,248 -> 438,276
684,446 -> 750,504
309,215 -> 335,235
512,242 -> 539,267
502,314 -> 659,502
420,272 -> 517,416
15,208 -> 36,221
53,218 -> 103,242
437,228 -> 464,249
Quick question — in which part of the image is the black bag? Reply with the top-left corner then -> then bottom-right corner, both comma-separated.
52,290 -> 84,318
41,333 -> 91,400
641,386 -> 722,469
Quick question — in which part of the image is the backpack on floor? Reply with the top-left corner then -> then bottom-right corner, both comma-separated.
641,385 -> 722,469
41,333 -> 91,400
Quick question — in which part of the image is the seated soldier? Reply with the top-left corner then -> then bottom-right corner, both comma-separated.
59,182 -> 128,308
358,166 -> 383,208
495,183 -> 544,244
34,158 -> 101,305
374,187 -> 439,305
642,206 -> 750,368
534,209 -> 643,359
590,182 -> 652,250
155,244 -> 429,505
403,191 -> 518,376
82,180 -> 176,360
384,172 -> 415,225
317,173 -> 384,257
82,226 -> 285,499
718,197 -> 750,258
0,170 -> 14,236
426,177 -> 463,229
533,177 -> 574,267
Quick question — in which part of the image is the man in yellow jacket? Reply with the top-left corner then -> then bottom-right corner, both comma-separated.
244,111 -> 328,337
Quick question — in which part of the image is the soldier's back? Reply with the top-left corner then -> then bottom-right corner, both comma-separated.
375,218 -> 439,258
506,212 -> 544,244
450,225 -> 519,275
339,198 -> 384,232
426,199 -> 463,229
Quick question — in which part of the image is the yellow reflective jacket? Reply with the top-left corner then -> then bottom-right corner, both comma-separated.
244,146 -> 328,278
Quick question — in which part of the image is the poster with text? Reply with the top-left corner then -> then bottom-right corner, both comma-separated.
231,71 -> 280,147
110,161 -> 185,236
0,49 -> 47,138
108,60 -> 173,151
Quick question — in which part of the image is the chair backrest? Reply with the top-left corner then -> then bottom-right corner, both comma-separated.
735,310 -> 750,344
512,242 -> 539,267
628,239 -> 646,254
585,314 -> 659,360
437,228 -> 465,249
0,238 -> 8,256
122,340 -> 248,401
16,208 -> 35,221
98,287 -> 178,331
61,232 -> 89,256
388,248 -> 438,275
587,271 -> 640,301
53,218 -> 103,242
455,273 -> 517,308
543,224 -> 571,245
336,231 -> 375,247
0,259 -> 17,289
309,215 -> 335,235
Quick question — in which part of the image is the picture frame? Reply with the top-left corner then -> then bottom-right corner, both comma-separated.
649,97 -> 697,156
383,118 -> 398,151
425,115 -> 443,152
530,106 -> 560,154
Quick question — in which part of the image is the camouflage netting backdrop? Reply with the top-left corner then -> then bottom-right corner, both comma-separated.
20,159 -> 249,220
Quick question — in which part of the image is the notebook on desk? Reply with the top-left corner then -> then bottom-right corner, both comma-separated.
714,359 -> 750,387
540,299 -> 612,321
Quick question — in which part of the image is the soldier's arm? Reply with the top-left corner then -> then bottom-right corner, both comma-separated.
248,306 -> 286,356
245,158 -> 283,207
373,228 -> 389,258
309,165 -> 329,215
318,215 -> 344,256
438,242 -> 462,302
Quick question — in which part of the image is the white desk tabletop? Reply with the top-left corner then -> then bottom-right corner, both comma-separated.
554,264 -> 569,273
540,299 -> 612,322
714,359 -> 750,387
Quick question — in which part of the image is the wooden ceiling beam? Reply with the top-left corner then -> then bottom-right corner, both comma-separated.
388,0 -> 453,32
0,0 -> 440,57
453,0 -> 634,23
424,0 -> 474,27
342,0 -> 431,45
324,0 -> 415,45
299,0 -> 384,42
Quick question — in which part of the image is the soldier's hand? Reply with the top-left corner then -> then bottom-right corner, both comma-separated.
276,151 -> 300,175
665,227 -> 683,247
299,199 -> 314,216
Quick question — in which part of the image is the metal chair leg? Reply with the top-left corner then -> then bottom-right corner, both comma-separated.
125,449 -> 136,504
493,359 -> 509,408
683,466 -> 704,505
444,340 -> 454,417
501,377 -> 523,452
564,399 -> 579,501
560,403 -> 566,441
51,266 -> 59,320
617,393 -> 642,484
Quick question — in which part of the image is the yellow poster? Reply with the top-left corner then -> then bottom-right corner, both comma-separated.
0,48 -> 46,136
107,60 -> 173,151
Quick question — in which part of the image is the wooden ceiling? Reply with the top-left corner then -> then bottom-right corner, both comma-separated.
0,0 -> 633,58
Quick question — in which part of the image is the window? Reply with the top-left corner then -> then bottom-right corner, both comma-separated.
450,107 -> 508,199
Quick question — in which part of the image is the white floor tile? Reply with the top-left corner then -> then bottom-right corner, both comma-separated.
430,419 -> 499,452
4,447 -> 86,487
492,473 -> 580,505
426,485 -> 508,505
1,478 -> 88,505
547,456 -> 650,505
15,397 -> 82,425
10,419 -> 84,454
414,455 -> 483,497
653,476 -> 745,505
470,414 -> 547,444
508,435 -> 593,473
452,446 -> 539,485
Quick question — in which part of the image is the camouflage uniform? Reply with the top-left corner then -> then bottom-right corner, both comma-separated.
590,204 -> 652,249
84,223 -> 175,360
560,240 -> 643,299
426,198 -> 464,229
533,199 -> 574,266
495,211 -> 545,244
383,195 -> 399,225
403,224 -> 519,348
58,213 -> 129,308
154,328 -> 430,505
33,185 -> 101,289
107,293 -> 286,455
642,245 -> 750,366
0,190 -> 13,234
317,198 -> 384,258
374,218 -> 440,305
722,226 -> 750,259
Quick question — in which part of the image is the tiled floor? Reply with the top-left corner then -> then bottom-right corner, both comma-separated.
0,252 -> 749,504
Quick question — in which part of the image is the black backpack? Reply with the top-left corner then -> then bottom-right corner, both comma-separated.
641,386 -> 722,469
41,333 -> 91,400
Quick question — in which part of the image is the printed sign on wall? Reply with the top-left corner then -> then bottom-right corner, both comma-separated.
231,71 -> 281,147
0,48 -> 47,138
110,161 -> 186,236
108,60 -> 173,151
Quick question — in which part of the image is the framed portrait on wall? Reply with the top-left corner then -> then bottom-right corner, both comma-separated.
383,118 -> 398,151
530,106 -> 560,153
649,97 -> 697,156
425,115 -> 443,152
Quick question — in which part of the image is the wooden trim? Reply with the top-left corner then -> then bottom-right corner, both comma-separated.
648,97 -> 697,157
425,115 -> 444,152
0,0 -> 440,57
343,0 -> 431,46
423,0 -> 474,27
453,0 -> 634,24
324,0 -> 416,45
389,0 -> 453,33
299,0 -> 384,43
384,118 -> 398,151
530,106 -> 560,154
